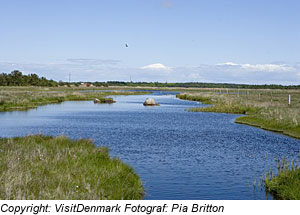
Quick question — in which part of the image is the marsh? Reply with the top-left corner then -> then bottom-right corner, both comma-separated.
0,91 -> 299,199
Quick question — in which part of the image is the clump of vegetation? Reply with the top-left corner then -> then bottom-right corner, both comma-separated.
177,89 -> 300,139
0,135 -> 144,200
265,159 -> 300,199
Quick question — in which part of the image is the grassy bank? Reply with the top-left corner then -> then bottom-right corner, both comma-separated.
177,90 -> 300,139
0,135 -> 144,199
0,86 -> 150,111
265,160 -> 300,199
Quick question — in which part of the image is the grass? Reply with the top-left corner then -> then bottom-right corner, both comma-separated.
265,159 -> 300,199
177,89 -> 300,139
0,135 -> 144,200
0,86 -> 150,111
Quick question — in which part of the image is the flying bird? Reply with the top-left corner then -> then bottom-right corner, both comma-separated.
125,43 -> 129,47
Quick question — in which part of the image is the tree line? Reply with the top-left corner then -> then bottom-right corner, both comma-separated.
1,70 -> 299,89
0,70 -> 58,87
86,81 -> 300,89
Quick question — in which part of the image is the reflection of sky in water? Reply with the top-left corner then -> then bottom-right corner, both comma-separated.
0,93 -> 299,200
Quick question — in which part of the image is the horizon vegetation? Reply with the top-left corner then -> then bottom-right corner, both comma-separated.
1,70 -> 300,89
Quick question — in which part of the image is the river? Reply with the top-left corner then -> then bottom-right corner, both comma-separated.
0,91 -> 299,199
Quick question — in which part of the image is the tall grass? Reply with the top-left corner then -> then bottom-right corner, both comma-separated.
0,135 -> 144,200
265,159 -> 300,199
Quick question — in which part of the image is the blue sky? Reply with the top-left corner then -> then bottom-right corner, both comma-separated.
0,0 -> 299,84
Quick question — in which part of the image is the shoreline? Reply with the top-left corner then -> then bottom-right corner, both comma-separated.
0,87 -> 150,112
177,93 -> 300,140
235,116 -> 300,140
0,135 -> 144,200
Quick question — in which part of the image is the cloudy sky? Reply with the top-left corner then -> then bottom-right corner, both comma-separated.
0,0 -> 299,84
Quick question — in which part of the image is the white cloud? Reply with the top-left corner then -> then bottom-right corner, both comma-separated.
217,62 -> 293,72
140,63 -> 172,71
217,62 -> 239,66
241,63 -> 292,71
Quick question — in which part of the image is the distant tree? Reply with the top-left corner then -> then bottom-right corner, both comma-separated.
0,71 -> 58,87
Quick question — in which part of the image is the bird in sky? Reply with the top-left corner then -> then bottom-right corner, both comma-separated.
125,43 -> 129,47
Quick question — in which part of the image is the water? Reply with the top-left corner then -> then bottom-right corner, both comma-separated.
0,91 -> 299,199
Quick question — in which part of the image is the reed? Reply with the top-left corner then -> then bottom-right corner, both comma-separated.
265,159 -> 300,199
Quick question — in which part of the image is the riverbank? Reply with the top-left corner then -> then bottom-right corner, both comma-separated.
0,135 -> 144,199
177,91 -> 300,139
0,86 -> 150,111
265,160 -> 300,200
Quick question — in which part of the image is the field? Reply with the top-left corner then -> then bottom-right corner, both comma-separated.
0,135 -> 144,199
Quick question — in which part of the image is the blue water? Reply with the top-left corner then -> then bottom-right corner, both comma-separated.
0,91 -> 299,199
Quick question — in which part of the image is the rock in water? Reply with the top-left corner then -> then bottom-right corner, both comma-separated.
143,98 -> 158,106
94,98 -> 100,103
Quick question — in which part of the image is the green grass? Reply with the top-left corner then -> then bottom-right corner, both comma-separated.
177,90 -> 300,139
265,159 -> 300,199
0,135 -> 144,200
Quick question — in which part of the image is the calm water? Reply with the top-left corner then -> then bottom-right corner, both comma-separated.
1,91 -> 300,199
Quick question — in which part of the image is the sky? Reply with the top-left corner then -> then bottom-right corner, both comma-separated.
0,0 -> 299,84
